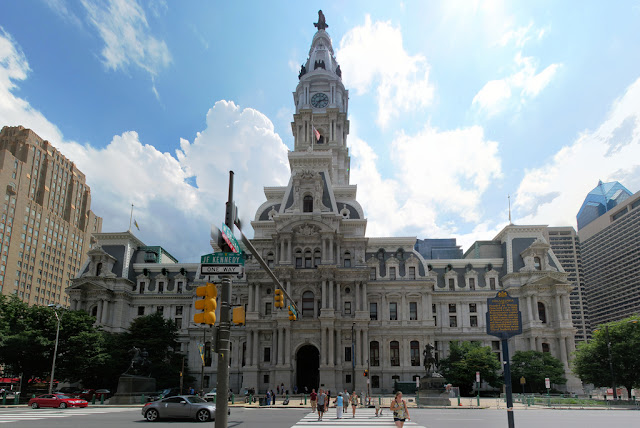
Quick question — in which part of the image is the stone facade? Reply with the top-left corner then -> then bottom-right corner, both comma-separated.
66,19 -> 583,395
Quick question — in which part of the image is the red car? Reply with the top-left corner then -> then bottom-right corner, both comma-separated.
28,394 -> 88,409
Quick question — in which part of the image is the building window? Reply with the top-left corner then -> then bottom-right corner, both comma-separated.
305,250 -> 312,268
410,341 -> 420,366
302,291 -> 314,317
204,376 -> 210,388
390,341 -> 400,366
295,252 -> 302,268
96,262 -> 102,276
489,277 -> 496,290
345,347 -> 352,362
534,257 -> 541,270
346,374 -> 352,384
139,282 -> 145,294
370,341 -> 380,366
542,343 -> 550,353
538,302 -> 547,323
389,267 -> 396,280
448,278 -> 454,290
449,316 -> 457,327
409,302 -> 417,320
158,281 -> 164,294
263,374 -> 269,384
303,195 -> 313,212
470,316 -> 478,327
370,302 -> 378,320
91,305 -> 98,317
265,302 -> 272,315
344,301 -> 352,315
372,375 -> 380,388
267,253 -> 274,268
370,268 -> 376,280
314,250 -> 321,267
242,342 -> 246,366
176,306 -> 183,316
174,318 -> 182,328
138,306 -> 145,316
469,303 -> 477,313
264,347 -> 271,362
469,277 -> 475,290
176,281 -> 183,293
157,306 -> 164,315
389,302 -> 397,320
448,304 -> 456,313
344,252 -> 351,267
204,341 -> 212,366
408,266 -> 416,279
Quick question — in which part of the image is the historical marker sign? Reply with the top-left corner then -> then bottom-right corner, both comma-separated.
486,290 -> 522,339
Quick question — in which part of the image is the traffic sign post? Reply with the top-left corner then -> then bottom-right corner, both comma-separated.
476,371 -> 480,407
486,291 -> 523,428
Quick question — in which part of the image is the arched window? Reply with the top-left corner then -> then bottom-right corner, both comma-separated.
91,305 -> 98,317
96,262 -> 102,276
541,343 -> 550,353
302,291 -> 315,317
534,257 -> 541,270
344,251 -> 351,268
370,341 -> 380,366
538,302 -> 547,323
303,195 -> 313,212
139,281 -> 145,294
390,341 -> 400,366
295,250 -> 302,268
314,250 -> 321,267
410,341 -> 420,366
304,250 -> 312,268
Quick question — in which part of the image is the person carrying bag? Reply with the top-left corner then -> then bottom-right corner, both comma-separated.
390,391 -> 410,427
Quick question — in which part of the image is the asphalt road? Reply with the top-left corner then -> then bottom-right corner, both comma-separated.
0,406 -> 638,428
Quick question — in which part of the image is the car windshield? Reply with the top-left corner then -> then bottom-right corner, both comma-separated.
55,395 -> 71,399
186,396 -> 207,404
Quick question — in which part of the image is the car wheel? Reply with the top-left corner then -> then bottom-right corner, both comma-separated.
31,402 -> 39,409
145,409 -> 159,422
59,402 -> 67,409
196,409 -> 210,422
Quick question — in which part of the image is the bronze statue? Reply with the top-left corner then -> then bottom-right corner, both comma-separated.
314,10 -> 328,31
298,64 -> 307,80
423,343 -> 438,376
124,346 -> 151,376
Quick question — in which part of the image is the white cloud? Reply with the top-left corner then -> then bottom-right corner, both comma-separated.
337,15 -> 434,128
80,0 -> 171,76
351,121 -> 502,239
0,29 -> 290,261
514,77 -> 640,227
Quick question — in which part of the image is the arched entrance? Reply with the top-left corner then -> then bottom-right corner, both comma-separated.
296,345 -> 319,393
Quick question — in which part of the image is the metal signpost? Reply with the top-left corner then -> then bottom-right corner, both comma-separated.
486,290 -> 523,428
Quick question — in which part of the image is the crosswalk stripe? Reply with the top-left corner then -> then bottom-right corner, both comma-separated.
292,409 -> 426,428
0,407 -> 135,424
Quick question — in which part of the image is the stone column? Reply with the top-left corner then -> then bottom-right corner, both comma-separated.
321,327 -> 327,365
362,282 -> 367,312
555,295 -> 563,322
285,327 -> 291,364
335,282 -> 341,313
363,329 -> 368,366
253,330 -> 259,367
101,300 -> 109,324
247,330 -> 253,366
329,238 -> 334,263
355,282 -> 360,312
329,327 -> 335,366
328,280 -> 333,310
336,241 -> 341,265
96,299 -> 103,323
322,280 -> 327,309
381,294 -> 387,321
278,328 -> 284,366
532,295 -> 539,321
563,295 -> 571,320
271,329 -> 277,366
401,293 -> 407,321
336,327 -> 342,365
248,285 -> 254,312
535,337 -> 542,352
559,335 -> 568,368
280,239 -> 286,263
529,336 -> 535,350
526,295 -> 533,322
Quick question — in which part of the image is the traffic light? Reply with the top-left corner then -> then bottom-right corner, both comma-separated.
274,289 -> 284,308
288,305 -> 297,321
194,283 -> 217,325
363,370 -> 368,377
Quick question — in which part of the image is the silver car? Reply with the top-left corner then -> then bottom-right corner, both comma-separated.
141,395 -> 217,422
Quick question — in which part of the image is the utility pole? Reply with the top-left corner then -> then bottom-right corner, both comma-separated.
351,323 -> 356,393
215,171 -> 235,428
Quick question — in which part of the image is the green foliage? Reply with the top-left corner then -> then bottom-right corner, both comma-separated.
573,315 -> 640,395
510,350 -> 565,393
439,341 -> 503,396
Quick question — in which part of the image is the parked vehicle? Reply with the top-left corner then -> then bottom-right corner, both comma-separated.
95,389 -> 111,399
204,388 -> 216,402
147,387 -> 181,402
28,394 -> 88,409
141,395 -> 222,422
56,387 -> 82,396
76,389 -> 97,401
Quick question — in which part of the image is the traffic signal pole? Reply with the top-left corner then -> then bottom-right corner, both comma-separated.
215,171 -> 234,428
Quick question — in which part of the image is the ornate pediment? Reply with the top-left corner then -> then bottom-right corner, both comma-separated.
295,223 -> 320,236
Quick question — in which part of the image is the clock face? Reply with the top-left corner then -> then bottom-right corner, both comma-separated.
311,92 -> 329,108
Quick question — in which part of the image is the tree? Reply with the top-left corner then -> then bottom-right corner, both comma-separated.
439,341 -> 503,396
510,351 -> 565,393
573,315 -> 640,397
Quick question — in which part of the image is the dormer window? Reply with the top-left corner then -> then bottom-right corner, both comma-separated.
158,281 -> 164,294
139,282 -> 145,294
96,263 -> 102,276
534,257 -> 541,270
176,281 -> 183,293
303,195 -> 313,212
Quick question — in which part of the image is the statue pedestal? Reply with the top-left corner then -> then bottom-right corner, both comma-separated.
109,375 -> 156,405
418,376 -> 451,406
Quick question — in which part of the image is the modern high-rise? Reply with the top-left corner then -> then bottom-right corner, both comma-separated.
577,181 -> 640,328
0,125 -> 102,307
547,227 -> 591,342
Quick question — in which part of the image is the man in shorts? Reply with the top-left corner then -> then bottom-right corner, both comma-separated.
310,388 -> 317,413
317,389 -> 327,421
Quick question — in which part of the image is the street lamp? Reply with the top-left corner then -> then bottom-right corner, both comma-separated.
48,304 -> 61,394
351,323 -> 355,393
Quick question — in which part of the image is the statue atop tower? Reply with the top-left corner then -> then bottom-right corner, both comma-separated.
314,10 -> 329,31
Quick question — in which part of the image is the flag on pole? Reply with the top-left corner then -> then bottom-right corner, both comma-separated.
312,126 -> 321,141
134,219 -> 140,231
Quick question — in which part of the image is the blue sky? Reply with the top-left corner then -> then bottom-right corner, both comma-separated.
1,1 -> 640,262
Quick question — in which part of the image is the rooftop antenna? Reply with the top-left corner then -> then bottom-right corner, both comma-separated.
508,194 -> 512,224
129,203 -> 134,231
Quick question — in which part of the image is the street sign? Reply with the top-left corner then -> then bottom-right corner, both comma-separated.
486,291 -> 523,339
476,372 -> 480,383
201,252 -> 245,265
545,377 -> 550,389
520,377 -> 526,385
201,265 -> 244,275
220,223 -> 241,253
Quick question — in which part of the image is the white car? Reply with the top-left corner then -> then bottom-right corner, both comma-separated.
204,389 -> 216,402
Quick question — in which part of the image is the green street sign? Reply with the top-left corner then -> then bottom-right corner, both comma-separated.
201,252 -> 245,265
220,223 -> 241,253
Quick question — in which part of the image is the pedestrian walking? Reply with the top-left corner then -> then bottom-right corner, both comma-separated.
350,391 -> 358,418
271,390 -> 276,405
342,389 -> 349,413
310,388 -> 317,413
335,392 -> 344,419
281,383 -> 285,397
390,391 -> 410,428
266,389 -> 272,406
317,388 -> 327,421
375,397 -> 382,416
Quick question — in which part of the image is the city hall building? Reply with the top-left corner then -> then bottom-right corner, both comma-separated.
67,17 -> 582,394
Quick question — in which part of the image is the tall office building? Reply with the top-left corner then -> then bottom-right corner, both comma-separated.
577,181 -> 640,328
547,227 -> 591,342
0,125 -> 102,307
